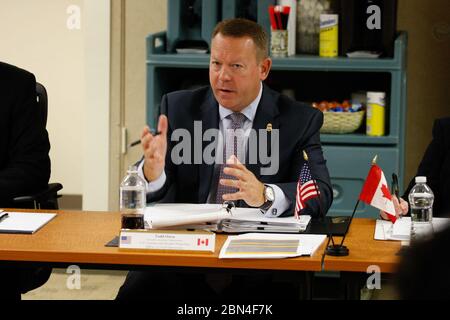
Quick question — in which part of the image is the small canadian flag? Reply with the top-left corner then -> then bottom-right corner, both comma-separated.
197,238 -> 209,246
359,163 -> 397,223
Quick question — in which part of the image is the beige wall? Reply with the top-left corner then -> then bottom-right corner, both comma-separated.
0,0 -> 85,196
398,0 -> 450,186
0,0 -> 110,211
109,0 -> 167,210
83,0 -> 110,210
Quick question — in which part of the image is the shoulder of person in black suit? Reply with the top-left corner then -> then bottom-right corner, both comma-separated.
0,62 -> 51,207
402,117 -> 450,217
397,225 -> 450,299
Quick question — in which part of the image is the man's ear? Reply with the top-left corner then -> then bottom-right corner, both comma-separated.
260,57 -> 272,81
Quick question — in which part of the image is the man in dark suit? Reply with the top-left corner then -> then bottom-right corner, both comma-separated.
381,117 -> 450,219
117,18 -> 332,300
140,20 -> 332,217
0,62 -> 51,299
402,117 -> 450,217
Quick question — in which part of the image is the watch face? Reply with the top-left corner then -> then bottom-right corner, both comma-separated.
265,186 -> 275,202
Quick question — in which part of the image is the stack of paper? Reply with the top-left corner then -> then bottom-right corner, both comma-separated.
218,212 -> 311,233
346,51 -> 382,58
144,204 -> 312,234
219,233 -> 327,259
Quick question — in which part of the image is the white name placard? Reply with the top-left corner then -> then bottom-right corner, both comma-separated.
119,229 -> 215,252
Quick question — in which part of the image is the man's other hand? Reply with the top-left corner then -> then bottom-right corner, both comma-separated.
220,155 -> 265,208
380,196 -> 409,220
142,115 -> 168,181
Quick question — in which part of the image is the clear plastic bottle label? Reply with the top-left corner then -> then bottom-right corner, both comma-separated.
120,187 -> 145,213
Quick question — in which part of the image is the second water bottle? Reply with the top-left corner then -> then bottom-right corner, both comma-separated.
408,176 -> 434,241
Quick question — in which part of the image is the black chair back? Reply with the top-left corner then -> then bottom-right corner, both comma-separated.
12,82 -> 63,210
36,82 -> 48,127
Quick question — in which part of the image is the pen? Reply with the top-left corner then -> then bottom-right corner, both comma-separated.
130,140 -> 141,147
129,131 -> 162,147
392,173 -> 400,199
391,173 -> 402,219
0,213 -> 9,223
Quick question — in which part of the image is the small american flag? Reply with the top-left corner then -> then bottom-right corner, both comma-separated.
295,161 -> 320,218
121,235 -> 132,244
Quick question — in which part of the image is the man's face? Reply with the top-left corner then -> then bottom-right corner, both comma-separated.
209,33 -> 272,112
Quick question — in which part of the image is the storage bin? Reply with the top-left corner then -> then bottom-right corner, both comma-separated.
320,111 -> 365,134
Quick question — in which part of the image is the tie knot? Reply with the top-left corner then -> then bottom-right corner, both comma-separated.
227,112 -> 247,128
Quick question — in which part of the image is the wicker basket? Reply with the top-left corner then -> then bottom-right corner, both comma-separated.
320,111 -> 365,134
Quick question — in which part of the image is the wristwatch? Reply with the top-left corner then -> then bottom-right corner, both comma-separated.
260,185 -> 275,212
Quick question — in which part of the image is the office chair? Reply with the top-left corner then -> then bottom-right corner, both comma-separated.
12,82 -> 63,209
7,82 -> 64,296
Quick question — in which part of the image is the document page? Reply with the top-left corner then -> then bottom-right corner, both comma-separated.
0,211 -> 56,234
219,233 -> 327,259
374,219 -> 410,241
374,217 -> 450,241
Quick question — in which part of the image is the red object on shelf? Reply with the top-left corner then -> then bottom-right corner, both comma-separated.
268,6 -> 278,30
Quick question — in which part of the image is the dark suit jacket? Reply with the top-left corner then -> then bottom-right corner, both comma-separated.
403,117 -> 450,217
148,84 -> 332,218
397,225 -> 450,299
0,62 -> 51,208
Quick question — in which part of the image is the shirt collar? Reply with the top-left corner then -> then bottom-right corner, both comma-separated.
218,82 -> 263,122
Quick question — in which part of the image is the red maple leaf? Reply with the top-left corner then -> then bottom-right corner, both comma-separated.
381,184 -> 392,201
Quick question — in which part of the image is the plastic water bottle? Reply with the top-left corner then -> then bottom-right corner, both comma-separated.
408,176 -> 434,241
120,165 -> 146,229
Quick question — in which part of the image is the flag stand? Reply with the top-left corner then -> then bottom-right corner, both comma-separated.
325,243 -> 350,256
325,199 -> 361,257
324,154 -> 392,257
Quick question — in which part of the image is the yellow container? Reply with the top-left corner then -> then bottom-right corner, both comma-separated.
319,14 -> 338,58
366,92 -> 386,136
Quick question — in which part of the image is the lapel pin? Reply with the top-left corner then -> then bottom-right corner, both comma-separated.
266,123 -> 273,132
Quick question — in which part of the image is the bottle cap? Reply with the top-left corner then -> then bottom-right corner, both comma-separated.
367,92 -> 386,106
415,176 -> 427,183
128,165 -> 138,171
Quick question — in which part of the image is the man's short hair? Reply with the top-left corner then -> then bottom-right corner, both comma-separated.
212,18 -> 269,61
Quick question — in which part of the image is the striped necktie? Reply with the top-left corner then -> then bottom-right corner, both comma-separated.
214,112 -> 247,204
